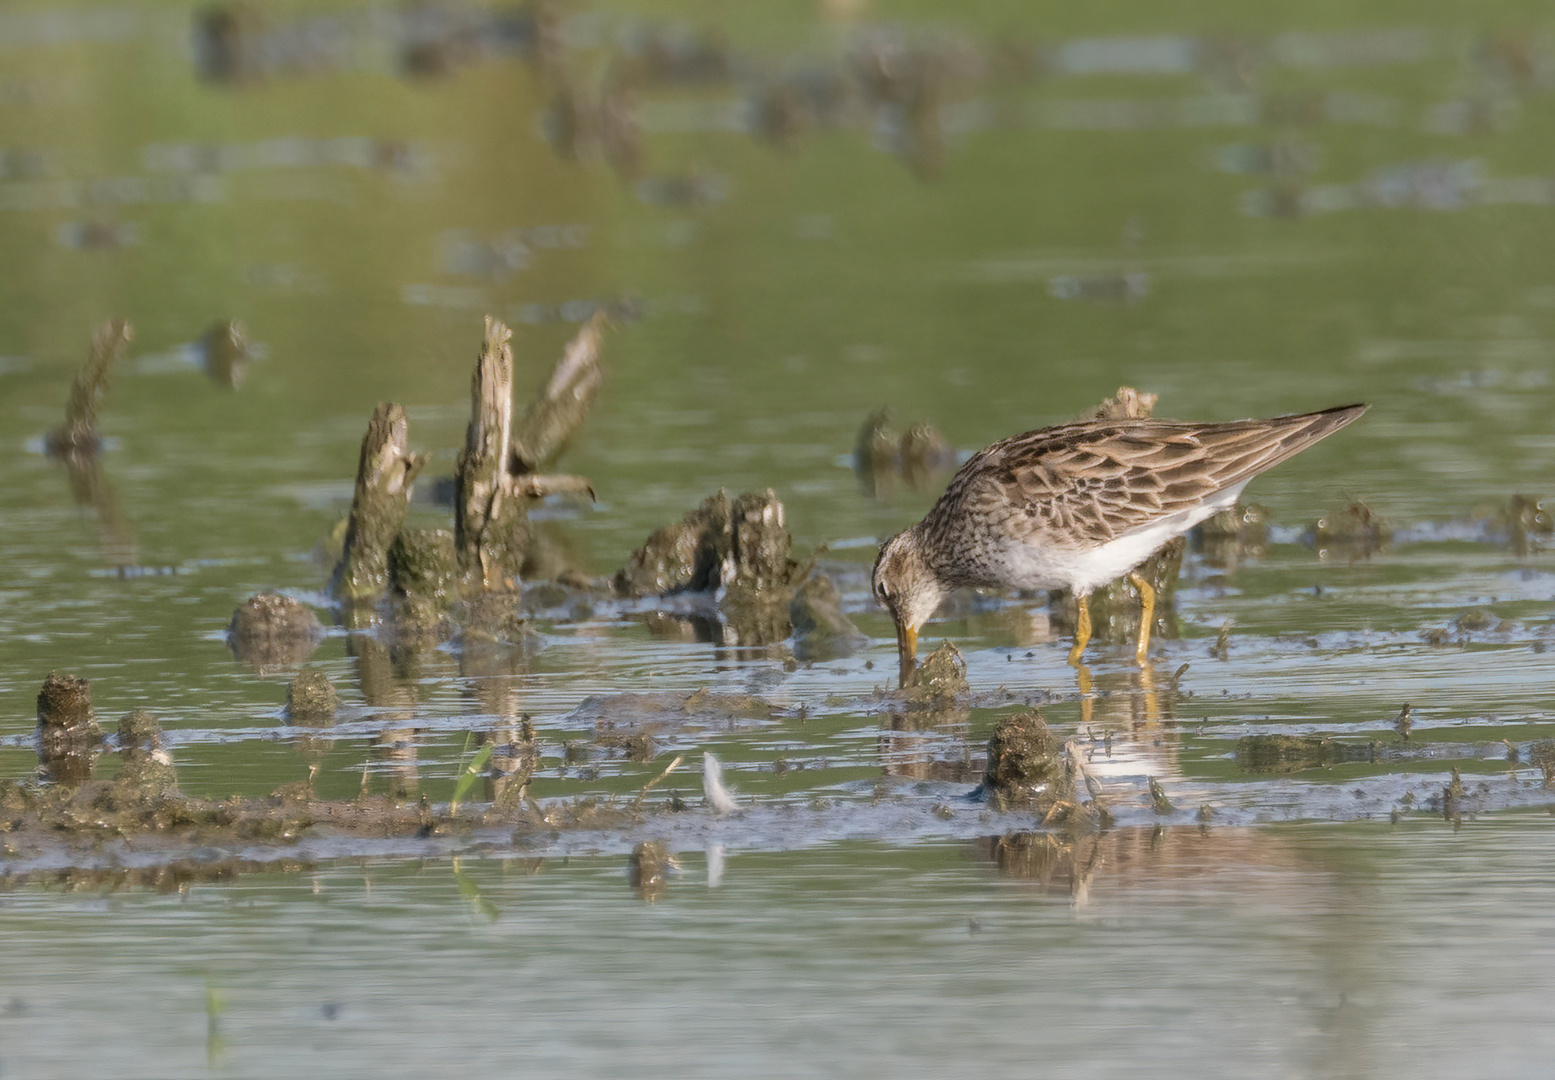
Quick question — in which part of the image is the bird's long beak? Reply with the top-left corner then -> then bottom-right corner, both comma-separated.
895,619 -> 917,688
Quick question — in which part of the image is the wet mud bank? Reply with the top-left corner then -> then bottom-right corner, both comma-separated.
22,347 -> 1555,889
13,645 -> 1555,889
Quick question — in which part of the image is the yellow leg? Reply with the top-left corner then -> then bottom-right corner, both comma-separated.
1136,656 -> 1159,725
1130,571 -> 1155,664
1067,593 -> 1092,665
1075,661 -> 1093,727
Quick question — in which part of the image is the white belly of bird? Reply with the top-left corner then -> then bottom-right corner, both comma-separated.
985,484 -> 1247,596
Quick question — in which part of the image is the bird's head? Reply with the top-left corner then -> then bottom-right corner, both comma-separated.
871,529 -> 948,685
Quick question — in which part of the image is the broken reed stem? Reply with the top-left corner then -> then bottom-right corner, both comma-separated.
511,310 -> 606,472
49,320 -> 132,457
632,754 -> 683,809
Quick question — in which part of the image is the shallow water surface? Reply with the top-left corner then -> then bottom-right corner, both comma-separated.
3,0 -> 1555,1075
7,821 -> 1555,1079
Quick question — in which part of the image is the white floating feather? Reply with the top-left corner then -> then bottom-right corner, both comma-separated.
702,752 -> 740,814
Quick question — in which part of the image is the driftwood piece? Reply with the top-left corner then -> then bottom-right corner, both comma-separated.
331,403 -> 426,604
456,317 -> 527,590
456,314 -> 604,592
511,310 -> 605,473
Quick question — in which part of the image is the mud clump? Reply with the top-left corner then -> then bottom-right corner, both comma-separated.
979,709 -> 1065,809
790,572 -> 867,661
37,671 -> 100,742
613,488 -> 796,596
115,708 -> 163,751
1454,608 -> 1503,634
901,641 -> 969,706
37,671 -> 103,785
111,710 -> 178,800
388,527 -> 458,625
227,593 -> 323,670
592,724 -> 660,763
612,491 -> 789,599
613,489 -> 799,643
285,668 -> 339,724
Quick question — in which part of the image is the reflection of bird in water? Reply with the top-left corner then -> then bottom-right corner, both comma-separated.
873,405 -> 1367,684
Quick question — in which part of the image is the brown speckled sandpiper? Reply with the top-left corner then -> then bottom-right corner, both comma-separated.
872,404 -> 1367,684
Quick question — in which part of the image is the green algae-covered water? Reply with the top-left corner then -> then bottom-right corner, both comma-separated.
5,1 -> 1555,1075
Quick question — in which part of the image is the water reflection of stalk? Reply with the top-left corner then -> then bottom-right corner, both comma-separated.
58,446 -> 138,570
45,321 -> 139,571
348,632 -> 423,798
460,630 -> 536,808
